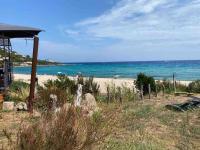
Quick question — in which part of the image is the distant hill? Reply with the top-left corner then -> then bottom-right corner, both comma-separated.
0,49 -> 59,66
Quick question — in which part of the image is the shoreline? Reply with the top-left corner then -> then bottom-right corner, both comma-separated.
13,74 -> 192,93
14,64 -> 63,68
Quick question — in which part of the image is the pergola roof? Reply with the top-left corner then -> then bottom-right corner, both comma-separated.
0,23 -> 42,38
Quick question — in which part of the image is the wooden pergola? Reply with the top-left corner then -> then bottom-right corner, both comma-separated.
0,23 -> 42,113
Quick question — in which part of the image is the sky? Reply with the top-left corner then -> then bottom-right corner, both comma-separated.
1,0 -> 200,62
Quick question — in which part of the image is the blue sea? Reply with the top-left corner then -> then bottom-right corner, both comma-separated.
14,60 -> 200,81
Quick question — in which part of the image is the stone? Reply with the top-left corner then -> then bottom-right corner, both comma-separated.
81,93 -> 99,116
15,102 -> 28,111
50,94 -> 58,111
3,101 -> 14,111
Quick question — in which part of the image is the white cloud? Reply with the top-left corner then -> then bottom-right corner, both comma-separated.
14,0 -> 200,62
69,0 -> 200,45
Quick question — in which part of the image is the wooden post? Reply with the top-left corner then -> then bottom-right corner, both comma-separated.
173,73 -> 176,93
2,37 -> 8,89
162,84 -> 165,97
119,87 -> 122,104
107,86 -> 110,104
155,84 -> 158,97
133,88 -> 136,101
113,85 -> 116,101
148,84 -> 151,99
140,85 -> 144,100
28,36 -> 39,113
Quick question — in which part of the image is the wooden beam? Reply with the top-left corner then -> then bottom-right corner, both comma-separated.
28,35 -> 39,113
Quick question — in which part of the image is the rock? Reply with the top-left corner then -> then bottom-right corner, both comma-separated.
3,101 -> 14,111
15,102 -> 28,111
50,94 -> 58,111
81,93 -> 99,116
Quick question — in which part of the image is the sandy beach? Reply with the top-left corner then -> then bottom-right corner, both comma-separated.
13,74 -> 192,93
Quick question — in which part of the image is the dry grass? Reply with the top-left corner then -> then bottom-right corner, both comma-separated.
0,95 -> 200,150
0,111 -> 31,149
0,106 -> 106,150
97,95 -> 200,150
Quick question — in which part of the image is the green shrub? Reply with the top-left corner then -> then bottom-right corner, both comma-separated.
121,84 -> 136,101
105,83 -> 136,103
36,75 -> 76,111
37,75 -> 100,111
92,111 -> 102,124
78,76 -> 100,98
176,83 -> 188,92
156,79 -> 188,94
135,73 -> 156,95
187,80 -> 200,93
37,87 -> 71,112
49,75 -> 77,95
95,94 -> 107,102
6,81 -> 29,102
9,80 -> 29,93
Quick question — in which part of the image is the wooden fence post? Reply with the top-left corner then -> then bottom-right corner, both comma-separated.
107,86 -> 110,104
113,85 -> 116,101
162,84 -> 165,97
119,87 -> 122,104
173,73 -> 176,93
155,84 -> 158,97
140,85 -> 144,100
148,84 -> 151,99
133,85 -> 136,101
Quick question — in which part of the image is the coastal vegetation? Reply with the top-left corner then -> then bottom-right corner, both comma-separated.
187,80 -> 200,93
105,83 -> 136,103
0,73 -> 200,149
5,81 -> 29,102
36,75 -> 100,112
77,76 -> 100,98
0,48 -> 58,66
135,73 -> 156,95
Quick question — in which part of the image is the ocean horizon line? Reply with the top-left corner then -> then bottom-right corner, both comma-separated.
61,59 -> 200,64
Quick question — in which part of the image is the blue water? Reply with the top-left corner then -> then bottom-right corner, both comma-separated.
14,60 -> 200,80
